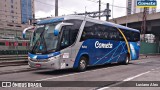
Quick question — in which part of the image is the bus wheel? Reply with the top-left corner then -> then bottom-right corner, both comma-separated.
120,55 -> 130,65
124,55 -> 130,65
77,57 -> 87,72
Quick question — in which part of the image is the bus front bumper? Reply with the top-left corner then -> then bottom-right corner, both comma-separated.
28,58 -> 60,69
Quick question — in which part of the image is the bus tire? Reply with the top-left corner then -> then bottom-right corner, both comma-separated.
123,55 -> 130,65
120,54 -> 130,65
77,56 -> 87,72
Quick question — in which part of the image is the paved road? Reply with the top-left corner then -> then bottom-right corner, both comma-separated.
0,57 -> 160,90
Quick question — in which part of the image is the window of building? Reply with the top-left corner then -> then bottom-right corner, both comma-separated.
11,0 -> 13,3
141,34 -> 155,43
0,42 -> 5,46
16,25 -> 21,27
7,24 -> 14,26
11,10 -> 14,13
18,43 -> 22,46
11,5 -> 13,8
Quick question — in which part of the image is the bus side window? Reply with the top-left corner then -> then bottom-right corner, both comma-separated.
60,26 -> 70,49
120,29 -> 140,42
80,22 -> 94,41
70,28 -> 79,45
133,32 -> 140,41
60,25 -> 79,49
80,22 -> 123,41
106,26 -> 122,41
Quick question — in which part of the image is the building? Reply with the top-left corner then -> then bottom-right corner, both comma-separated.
0,0 -> 34,39
21,0 -> 34,24
127,0 -> 156,15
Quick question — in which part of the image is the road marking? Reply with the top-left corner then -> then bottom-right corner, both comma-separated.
151,69 -> 155,70
97,71 -> 151,90
36,60 -> 156,81
123,71 -> 150,81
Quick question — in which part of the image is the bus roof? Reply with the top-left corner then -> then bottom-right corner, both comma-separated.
37,15 -> 140,33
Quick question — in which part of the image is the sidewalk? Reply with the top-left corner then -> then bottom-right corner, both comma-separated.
139,54 -> 160,59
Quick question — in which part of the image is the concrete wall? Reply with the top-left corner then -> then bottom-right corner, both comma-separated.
140,41 -> 159,54
109,12 -> 160,24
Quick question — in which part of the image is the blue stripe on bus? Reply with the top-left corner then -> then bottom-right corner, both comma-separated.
73,39 -> 140,68
104,50 -> 128,64
130,42 -> 140,60
115,42 -> 126,62
103,41 -> 127,64
93,41 -> 126,65
37,18 -> 64,25
73,39 -> 129,68
28,51 -> 60,59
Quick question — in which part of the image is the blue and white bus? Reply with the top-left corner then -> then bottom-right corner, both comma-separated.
23,15 -> 140,71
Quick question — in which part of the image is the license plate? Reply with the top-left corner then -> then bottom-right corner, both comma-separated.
35,64 -> 41,67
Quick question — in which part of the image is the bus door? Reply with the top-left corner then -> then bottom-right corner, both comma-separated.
59,25 -> 79,69
58,26 -> 72,69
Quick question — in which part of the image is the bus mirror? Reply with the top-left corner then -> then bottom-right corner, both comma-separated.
53,29 -> 59,36
22,26 -> 35,39
54,22 -> 73,36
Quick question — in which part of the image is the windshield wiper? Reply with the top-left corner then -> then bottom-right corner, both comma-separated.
46,49 -> 56,53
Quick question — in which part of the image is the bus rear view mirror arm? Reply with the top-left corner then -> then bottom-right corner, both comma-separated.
54,22 -> 73,36
22,26 -> 35,39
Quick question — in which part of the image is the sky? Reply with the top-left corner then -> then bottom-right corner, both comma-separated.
34,0 -> 160,20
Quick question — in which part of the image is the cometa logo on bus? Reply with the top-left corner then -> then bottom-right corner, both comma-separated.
95,41 -> 113,49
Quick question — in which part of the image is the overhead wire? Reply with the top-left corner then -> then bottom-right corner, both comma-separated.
35,0 -> 76,13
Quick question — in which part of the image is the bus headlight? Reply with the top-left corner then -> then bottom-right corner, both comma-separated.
28,57 -> 31,60
137,41 -> 140,46
48,57 -> 55,61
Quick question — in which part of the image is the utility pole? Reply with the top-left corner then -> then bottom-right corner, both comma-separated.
126,7 -> 128,27
106,3 -> 110,21
74,3 -> 111,19
85,6 -> 87,16
112,0 -> 114,19
55,0 -> 58,16
141,7 -> 147,41
98,0 -> 101,20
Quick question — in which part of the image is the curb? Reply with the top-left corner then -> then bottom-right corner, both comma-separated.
0,60 -> 28,67
139,54 -> 160,59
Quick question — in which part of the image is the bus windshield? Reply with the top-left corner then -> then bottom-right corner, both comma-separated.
30,23 -> 59,54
